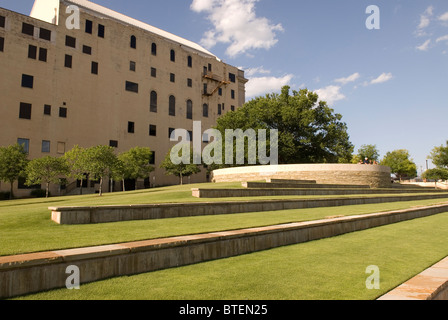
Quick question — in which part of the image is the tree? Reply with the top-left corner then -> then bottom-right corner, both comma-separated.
352,144 -> 380,164
160,146 -> 201,185
214,86 -> 354,166
381,149 -> 417,182
64,145 -> 89,195
0,144 -> 29,199
428,141 -> 448,169
84,146 -> 119,196
26,156 -> 69,198
422,168 -> 448,189
117,147 -> 155,191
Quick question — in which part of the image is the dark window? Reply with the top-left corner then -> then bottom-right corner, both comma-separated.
203,104 -> 209,117
169,95 -> 176,116
44,104 -> 51,115
170,73 -> 175,83
65,35 -> 76,48
229,73 -> 236,83
0,16 -> 5,28
17,138 -> 30,154
187,78 -> 192,87
22,23 -> 34,36
187,131 -> 193,142
109,140 -> 118,148
21,74 -> 34,89
149,125 -> 157,136
83,45 -> 92,55
98,24 -> 105,38
169,128 -> 175,138
151,43 -> 157,55
39,48 -> 47,62
125,81 -> 139,93
151,67 -> 156,78
91,61 -> 98,75
208,64 -> 212,72
130,61 -> 136,72
59,107 -> 67,118
150,91 -> 157,113
42,140 -> 50,153
85,20 -> 93,34
19,103 -> 32,119
28,45 -> 37,59
203,83 -> 208,95
231,90 -> 235,99
149,151 -> 155,165
187,100 -> 193,120
128,121 -> 135,133
130,35 -> 136,49
170,49 -> 175,62
231,105 -> 235,112
188,56 -> 192,68
218,104 -> 222,115
0,37 -> 4,52
65,54 -> 72,68
218,88 -> 222,96
19,177 -> 39,189
39,28 -> 51,41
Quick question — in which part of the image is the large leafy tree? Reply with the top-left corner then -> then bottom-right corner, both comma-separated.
160,146 -> 201,185
26,156 -> 69,198
352,144 -> 380,164
0,144 -> 29,199
85,145 -> 119,196
116,147 -> 155,191
381,149 -> 417,181
64,145 -> 89,195
215,86 -> 353,166
428,141 -> 448,169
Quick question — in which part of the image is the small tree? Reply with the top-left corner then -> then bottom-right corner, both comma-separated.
428,141 -> 448,169
0,144 -> 29,199
117,147 -> 155,191
422,168 -> 448,189
64,145 -> 89,195
26,156 -> 69,198
160,146 -> 201,185
85,146 -> 119,196
352,144 -> 380,164
381,149 -> 417,182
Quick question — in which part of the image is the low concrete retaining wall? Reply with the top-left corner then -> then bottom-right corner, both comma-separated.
50,194 -> 448,225
2,204 -> 448,299
243,182 -> 371,189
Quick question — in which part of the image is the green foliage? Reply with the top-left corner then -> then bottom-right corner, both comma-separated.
30,189 -> 50,198
160,146 -> 201,185
117,147 -> 155,184
64,145 -> 89,184
422,168 -> 448,181
84,146 -> 119,196
26,156 -> 69,198
428,141 -> 448,169
352,144 -> 380,164
381,150 -> 417,180
215,86 -> 353,166
0,144 -> 29,199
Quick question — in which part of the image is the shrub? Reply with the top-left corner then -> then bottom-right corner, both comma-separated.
0,192 -> 11,201
30,189 -> 49,198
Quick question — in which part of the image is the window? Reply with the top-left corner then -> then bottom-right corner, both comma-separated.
149,125 -> 157,136
42,140 -> 50,153
169,128 -> 175,138
208,64 -> 212,72
170,73 -> 175,83
65,35 -> 76,48
218,88 -> 222,96
231,105 -> 235,112
187,131 -> 193,142
22,23 -> 34,36
150,91 -> 157,113
39,48 -> 47,62
91,61 -> 98,75
128,121 -> 135,133
151,43 -> 157,55
203,104 -> 209,118
203,83 -> 208,95
17,138 -> 30,153
0,16 -> 5,28
28,45 -> 37,59
229,73 -> 236,83
187,78 -> 192,87
130,35 -> 136,49
83,45 -> 92,55
151,67 -> 156,78
19,103 -> 32,119
188,56 -> 192,68
231,90 -> 235,99
203,132 -> 209,143
57,142 -> 66,154
186,100 -> 193,120
169,95 -> 176,116
44,104 -> 51,115
39,28 -> 51,41
21,74 -> 34,89
170,49 -> 175,62
85,20 -> 93,34
125,81 -> 139,93
109,140 -> 118,148
149,151 -> 156,165
59,107 -> 67,118
218,104 -> 222,115
0,37 -> 4,52
98,24 -> 105,38
65,54 -> 72,68
130,61 -> 136,72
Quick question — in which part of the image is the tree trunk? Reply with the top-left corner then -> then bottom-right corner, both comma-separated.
46,182 -> 50,198
99,177 -> 103,196
122,179 -> 126,192
9,181 -> 13,200
180,173 -> 183,185
79,178 -> 83,195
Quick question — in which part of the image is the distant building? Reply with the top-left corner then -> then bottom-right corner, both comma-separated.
0,0 -> 247,197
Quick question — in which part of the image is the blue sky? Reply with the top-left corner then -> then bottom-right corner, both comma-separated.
2,0 -> 448,174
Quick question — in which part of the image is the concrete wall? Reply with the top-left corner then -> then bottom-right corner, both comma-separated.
212,164 -> 392,188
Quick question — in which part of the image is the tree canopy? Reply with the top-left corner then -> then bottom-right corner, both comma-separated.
116,147 -> 155,190
160,146 -> 201,185
381,149 -> 417,181
26,156 -> 69,198
0,144 -> 29,199
428,141 -> 448,169
352,144 -> 380,164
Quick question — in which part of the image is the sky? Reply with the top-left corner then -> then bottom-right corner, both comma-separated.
1,0 -> 448,175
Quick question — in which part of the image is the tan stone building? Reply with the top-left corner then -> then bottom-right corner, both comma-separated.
0,0 -> 247,197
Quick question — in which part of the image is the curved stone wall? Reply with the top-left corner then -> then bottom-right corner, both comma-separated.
211,164 -> 392,188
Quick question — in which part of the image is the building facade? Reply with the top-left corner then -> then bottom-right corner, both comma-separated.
0,0 -> 247,197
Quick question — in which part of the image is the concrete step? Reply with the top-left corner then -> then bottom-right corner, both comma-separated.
267,179 -> 317,184
243,182 -> 371,189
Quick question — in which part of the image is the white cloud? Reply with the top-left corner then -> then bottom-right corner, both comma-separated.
244,66 -> 271,77
245,74 -> 293,98
315,85 -> 345,105
416,6 -> 434,36
334,73 -> 360,85
436,35 -> 448,43
190,0 -> 284,57
416,39 -> 431,51
370,73 -> 393,85
439,12 -> 448,21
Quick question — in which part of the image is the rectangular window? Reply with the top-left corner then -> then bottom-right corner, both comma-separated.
109,140 -> 118,148
22,23 -> 34,36
218,104 -> 222,115
65,54 -> 72,68
187,78 -> 192,87
59,107 -> 67,118
229,73 -> 236,83
21,74 -> 34,89
170,73 -> 175,83
151,67 -> 157,78
19,103 -> 32,119
65,35 -> 76,48
128,121 -> 135,133
0,16 -> 5,28
0,37 -> 4,52
149,151 -> 155,165
125,81 -> 139,93
82,45 -> 92,55
39,47 -> 47,62
42,140 -> 50,153
231,90 -> 235,99
57,142 -> 66,154
149,125 -> 157,137
130,61 -> 136,72
85,20 -> 93,34
187,131 -> 193,142
39,28 -> 51,41
91,61 -> 98,75
231,105 -> 235,112
169,128 -> 175,139
28,45 -> 37,59
44,104 -> 51,115
18,138 -> 30,154
218,88 -> 222,96
98,24 -> 105,38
